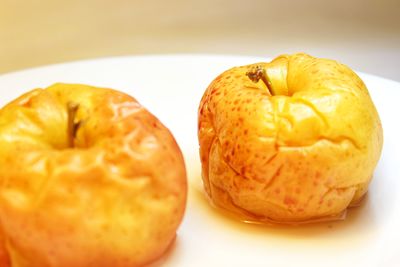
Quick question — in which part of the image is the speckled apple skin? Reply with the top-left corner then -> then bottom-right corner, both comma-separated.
198,53 -> 383,223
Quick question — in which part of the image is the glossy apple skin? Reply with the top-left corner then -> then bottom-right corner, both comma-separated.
0,84 -> 187,267
198,53 -> 383,223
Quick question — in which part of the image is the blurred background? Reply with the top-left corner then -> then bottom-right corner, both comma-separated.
1,0 -> 399,81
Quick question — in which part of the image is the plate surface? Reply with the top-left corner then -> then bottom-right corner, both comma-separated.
0,55 -> 399,267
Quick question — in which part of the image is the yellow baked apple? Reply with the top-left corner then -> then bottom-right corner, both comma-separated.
198,53 -> 383,223
0,83 -> 187,267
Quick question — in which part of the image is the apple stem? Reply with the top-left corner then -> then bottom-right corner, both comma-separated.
67,102 -> 80,148
246,66 -> 274,95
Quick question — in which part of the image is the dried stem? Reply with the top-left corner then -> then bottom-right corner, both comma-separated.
246,66 -> 274,95
67,102 -> 79,148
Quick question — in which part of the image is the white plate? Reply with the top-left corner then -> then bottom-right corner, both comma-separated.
0,55 -> 399,267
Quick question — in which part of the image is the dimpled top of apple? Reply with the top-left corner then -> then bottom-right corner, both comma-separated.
198,53 -> 383,223
0,84 -> 187,267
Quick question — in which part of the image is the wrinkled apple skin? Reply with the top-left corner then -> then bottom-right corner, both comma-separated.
0,84 -> 187,267
198,53 -> 383,223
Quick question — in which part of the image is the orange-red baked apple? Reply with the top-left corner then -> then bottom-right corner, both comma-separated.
0,83 -> 187,267
198,53 -> 383,223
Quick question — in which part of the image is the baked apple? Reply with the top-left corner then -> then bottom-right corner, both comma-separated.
0,83 -> 187,267
198,53 -> 383,223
